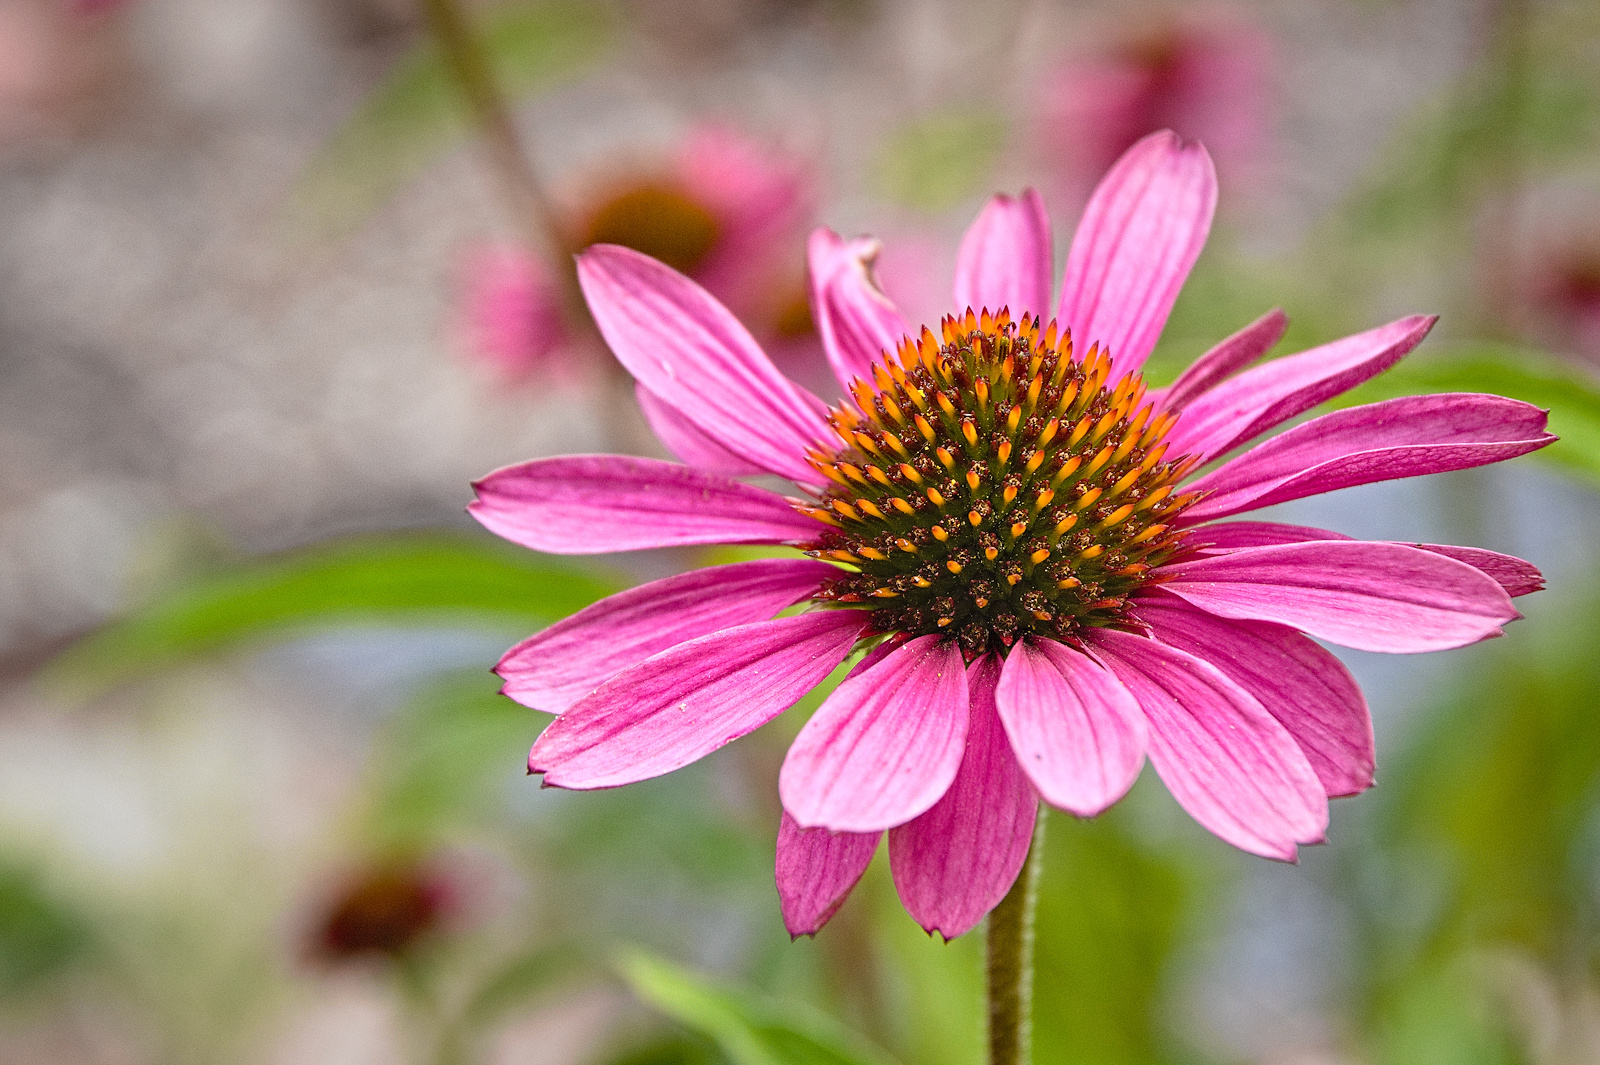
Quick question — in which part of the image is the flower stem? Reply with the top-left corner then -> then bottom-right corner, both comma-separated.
418,0 -> 563,260
987,811 -> 1044,1065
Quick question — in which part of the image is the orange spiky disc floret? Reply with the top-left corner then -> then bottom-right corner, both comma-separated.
798,311 -> 1200,659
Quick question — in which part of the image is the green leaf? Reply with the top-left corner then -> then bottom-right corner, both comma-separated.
293,0 -> 613,234
621,953 -> 903,1065
46,531 -> 622,699
875,110 -> 1008,215
1329,343 -> 1600,482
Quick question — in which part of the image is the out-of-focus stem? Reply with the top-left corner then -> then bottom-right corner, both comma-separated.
987,813 -> 1044,1065
1475,0 -> 1532,339
418,0 -> 563,260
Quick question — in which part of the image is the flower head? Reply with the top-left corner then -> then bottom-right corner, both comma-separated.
470,131 -> 1553,940
458,124 -> 814,384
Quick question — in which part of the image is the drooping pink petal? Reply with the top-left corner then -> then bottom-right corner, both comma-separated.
1182,523 -> 1545,599
1086,629 -> 1327,860
1152,308 -> 1288,411
1134,594 -> 1374,797
1404,544 -> 1545,597
993,638 -> 1146,816
887,655 -> 1038,939
1056,130 -> 1217,377
952,189 -> 1053,321
635,385 -> 765,478
780,635 -> 970,833
577,245 -> 831,486
469,455 -> 825,554
1163,315 -> 1436,462
1178,393 -> 1556,523
529,610 -> 868,789
1156,540 -> 1518,653
808,228 -> 912,391
776,811 -> 879,938
497,559 -> 835,713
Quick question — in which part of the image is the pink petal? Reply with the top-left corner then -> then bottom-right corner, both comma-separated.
1086,629 -> 1327,861
1183,520 -> 1350,553
497,558 -> 834,713
775,811 -> 879,938
1404,544 -> 1544,598
993,638 -> 1146,816
1157,540 -> 1518,653
469,455 -> 825,554
635,385 -> 764,478
780,635 -> 970,833
1056,130 -> 1217,376
1135,594 -> 1374,798
1183,522 -> 1545,599
808,228 -> 912,391
1154,308 -> 1288,412
1163,315 -> 1436,463
577,245 -> 831,486
952,189 -> 1053,320
529,610 -> 868,789
887,655 -> 1038,939
1179,393 -> 1556,523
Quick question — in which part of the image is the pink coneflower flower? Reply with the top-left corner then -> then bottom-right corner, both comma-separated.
1038,12 -> 1271,202
458,124 -> 815,387
469,131 -> 1553,940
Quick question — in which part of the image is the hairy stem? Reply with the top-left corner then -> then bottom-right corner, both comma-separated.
987,812 -> 1044,1065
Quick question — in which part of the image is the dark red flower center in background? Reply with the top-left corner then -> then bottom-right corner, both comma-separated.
801,311 -> 1199,658
316,863 -> 449,961
580,182 -> 722,275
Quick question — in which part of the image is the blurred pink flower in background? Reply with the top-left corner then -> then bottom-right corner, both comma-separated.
457,124 -> 818,388
1520,238 -> 1600,367
0,0 -> 131,142
1038,10 -> 1272,204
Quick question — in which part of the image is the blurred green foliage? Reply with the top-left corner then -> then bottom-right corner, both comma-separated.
875,110 -> 1008,214
1034,807 -> 1209,1065
46,531 -> 621,699
0,862 -> 92,1001
294,0 -> 613,234
623,953 -> 903,1065
363,668 -> 545,849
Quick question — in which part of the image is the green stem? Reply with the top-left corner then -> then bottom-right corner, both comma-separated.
987,811 -> 1044,1065
418,0 -> 565,264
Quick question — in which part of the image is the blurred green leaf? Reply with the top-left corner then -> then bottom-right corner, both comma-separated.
601,1035 -> 722,1065
47,531 -> 622,699
294,0 -> 613,233
622,952 -> 903,1065
0,862 -> 92,1000
1331,343 -> 1600,482
875,110 -> 1007,214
